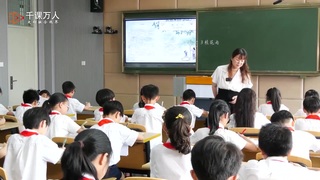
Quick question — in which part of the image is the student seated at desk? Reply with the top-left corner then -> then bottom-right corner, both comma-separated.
191,99 -> 258,152
179,89 -> 209,130
258,87 -> 289,116
61,129 -> 112,180
16,89 -> 39,132
43,93 -> 84,139
131,84 -> 165,149
38,89 -> 51,107
151,106 -> 193,180
132,85 -> 165,111
270,110 -> 320,160
62,81 -> 91,120
95,88 -> 127,122
191,136 -> 243,180
228,88 -> 269,129
4,107 -> 64,180
91,101 -> 143,180
295,96 -> 320,131
295,89 -> 319,117
238,123 -> 320,179
0,87 -> 14,116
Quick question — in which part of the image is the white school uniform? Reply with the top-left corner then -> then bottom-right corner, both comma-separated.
4,129 -> 64,180
0,104 -> 9,115
66,96 -> 85,120
133,102 -> 166,111
294,115 -> 320,131
289,128 -> 320,160
93,107 -> 126,123
228,112 -> 270,129
190,123 -> 247,149
179,101 -> 204,129
38,96 -> 48,107
131,104 -> 164,149
15,103 -> 33,132
150,142 -> 192,180
91,118 -> 139,166
294,108 -> 307,117
211,64 -> 252,92
46,110 -> 81,139
238,156 -> 320,180
258,103 -> 289,116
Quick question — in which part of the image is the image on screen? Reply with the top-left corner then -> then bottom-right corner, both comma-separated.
124,18 -> 196,65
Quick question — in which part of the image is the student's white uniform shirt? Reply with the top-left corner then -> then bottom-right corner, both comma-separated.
294,108 -> 307,117
295,115 -> 320,131
93,107 -> 126,123
66,97 -> 85,120
191,123 -> 247,150
179,101 -> 204,129
0,104 -> 9,115
290,129 -> 320,160
46,110 -> 81,139
211,64 -> 252,92
4,130 -> 63,180
238,156 -> 320,180
91,119 -> 139,166
150,142 -> 192,180
228,112 -> 270,129
38,96 -> 48,107
131,104 -> 164,149
132,102 -> 165,111
15,103 -> 33,132
258,103 -> 289,116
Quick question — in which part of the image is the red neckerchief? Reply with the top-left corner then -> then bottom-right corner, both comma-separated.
306,115 -> 320,120
82,177 -> 94,180
99,108 -> 103,112
21,103 -> 32,107
49,111 -> 60,115
287,127 -> 294,132
163,142 -> 175,150
20,130 -> 38,137
180,101 -> 190,105
144,105 -> 155,110
266,101 -> 272,104
98,118 -> 114,126
65,94 -> 72,98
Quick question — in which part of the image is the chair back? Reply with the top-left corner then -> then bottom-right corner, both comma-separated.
256,152 -> 312,167
5,134 -> 11,142
124,177 -> 165,180
52,137 -> 74,147
229,127 -> 260,137
305,130 -> 320,139
3,115 -> 17,123
121,123 -> 146,132
0,167 -> 8,180
75,120 -> 98,128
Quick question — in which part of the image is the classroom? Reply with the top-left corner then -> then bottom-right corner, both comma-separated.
1,0 -> 320,179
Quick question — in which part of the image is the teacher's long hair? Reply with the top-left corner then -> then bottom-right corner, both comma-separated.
228,48 -> 250,83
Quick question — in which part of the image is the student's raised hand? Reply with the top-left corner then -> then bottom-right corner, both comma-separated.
229,96 -> 237,104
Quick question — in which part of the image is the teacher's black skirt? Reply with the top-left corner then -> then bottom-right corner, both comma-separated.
215,88 -> 239,113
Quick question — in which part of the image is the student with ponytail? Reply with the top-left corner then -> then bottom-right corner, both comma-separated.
150,106 -> 193,180
42,92 -> 84,139
191,99 -> 258,151
61,129 -> 112,180
258,87 -> 289,116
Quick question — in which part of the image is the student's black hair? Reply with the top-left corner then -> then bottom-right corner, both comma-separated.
23,107 -> 51,129
266,87 -> 282,113
61,129 -> 112,180
42,93 -> 68,114
303,96 -> 320,113
23,89 -> 40,104
138,88 -> 145,108
141,84 -> 159,100
0,87 -> 2,94
270,110 -> 294,125
234,88 -> 256,127
95,88 -> 115,106
39,89 -> 51,97
259,123 -> 292,157
208,99 -> 230,135
191,135 -> 243,180
305,89 -> 319,99
182,89 -> 196,101
62,81 -> 76,94
102,100 -> 124,117
164,106 -> 192,154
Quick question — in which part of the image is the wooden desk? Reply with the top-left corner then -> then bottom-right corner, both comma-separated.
137,132 -> 160,143
85,106 -> 100,112
0,122 -> 19,142
124,109 -> 134,116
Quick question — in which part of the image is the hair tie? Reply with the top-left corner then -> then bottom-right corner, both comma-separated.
176,114 -> 184,119
78,141 -> 84,148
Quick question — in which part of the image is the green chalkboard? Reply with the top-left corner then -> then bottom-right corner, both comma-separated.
197,8 -> 319,74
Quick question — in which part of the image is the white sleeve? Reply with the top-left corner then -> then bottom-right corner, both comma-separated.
225,130 -> 247,150
190,105 -> 204,118
211,66 -> 220,84
0,104 -> 9,114
119,124 -> 139,147
42,137 -> 64,164
294,119 -> 303,130
66,117 -> 81,134
72,98 -> 85,112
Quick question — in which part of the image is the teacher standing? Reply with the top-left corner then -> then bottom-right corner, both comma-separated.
211,48 -> 252,112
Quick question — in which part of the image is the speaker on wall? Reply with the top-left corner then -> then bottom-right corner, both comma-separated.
90,0 -> 103,12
